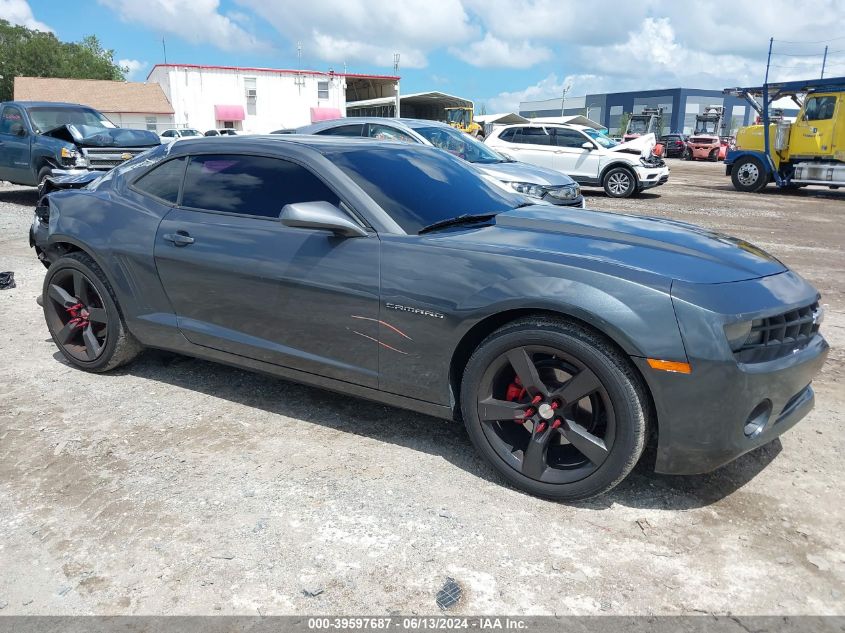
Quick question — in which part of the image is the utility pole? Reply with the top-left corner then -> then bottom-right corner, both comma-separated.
393,52 -> 401,118
559,83 -> 572,118
822,45 -> 829,79
162,36 -> 167,64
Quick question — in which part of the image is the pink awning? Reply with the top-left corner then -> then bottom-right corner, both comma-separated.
310,107 -> 342,123
214,105 -> 245,121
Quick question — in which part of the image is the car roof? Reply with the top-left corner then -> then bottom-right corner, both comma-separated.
3,101 -> 99,109
497,122 -> 587,131
165,134 -> 444,156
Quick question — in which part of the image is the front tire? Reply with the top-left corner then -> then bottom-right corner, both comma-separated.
460,318 -> 649,501
602,166 -> 636,198
42,252 -> 142,372
731,156 -> 767,193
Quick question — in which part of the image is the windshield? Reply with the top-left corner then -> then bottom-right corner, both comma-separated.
626,118 -> 649,134
694,119 -> 718,135
415,126 -> 504,164
446,109 -> 469,125
26,106 -> 115,133
182,129 -> 201,137
328,146 -> 520,234
582,128 -> 619,148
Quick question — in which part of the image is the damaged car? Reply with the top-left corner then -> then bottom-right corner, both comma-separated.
0,101 -> 160,187
31,137 -> 828,500
485,123 -> 669,198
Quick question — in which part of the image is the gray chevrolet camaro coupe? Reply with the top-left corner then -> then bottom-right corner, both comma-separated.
30,136 -> 829,500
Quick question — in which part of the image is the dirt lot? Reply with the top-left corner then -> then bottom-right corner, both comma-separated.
0,160 -> 843,616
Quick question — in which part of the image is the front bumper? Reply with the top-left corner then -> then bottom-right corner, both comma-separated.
636,336 -> 828,474
542,193 -> 585,208
634,165 -> 670,189
639,270 -> 829,475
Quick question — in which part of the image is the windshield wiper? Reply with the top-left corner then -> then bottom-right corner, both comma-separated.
418,213 -> 497,235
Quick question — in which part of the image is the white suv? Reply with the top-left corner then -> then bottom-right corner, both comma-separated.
485,123 -> 670,198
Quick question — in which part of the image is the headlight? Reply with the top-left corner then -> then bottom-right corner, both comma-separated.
548,184 -> 580,200
508,182 -> 547,198
724,320 -> 755,351
60,146 -> 88,168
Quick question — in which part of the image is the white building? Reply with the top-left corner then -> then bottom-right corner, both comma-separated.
147,63 -> 400,134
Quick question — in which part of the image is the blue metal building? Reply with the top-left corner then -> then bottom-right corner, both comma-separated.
519,87 -> 761,136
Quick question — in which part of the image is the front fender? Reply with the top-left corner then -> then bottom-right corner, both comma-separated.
454,275 -> 686,361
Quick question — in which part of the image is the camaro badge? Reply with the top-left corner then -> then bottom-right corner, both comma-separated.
385,302 -> 444,319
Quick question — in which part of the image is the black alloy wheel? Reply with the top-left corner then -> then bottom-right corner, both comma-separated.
42,253 -> 141,372
461,318 -> 648,500
476,345 -> 615,483
44,267 -> 109,362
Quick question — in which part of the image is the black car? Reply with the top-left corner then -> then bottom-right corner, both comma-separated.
659,134 -> 688,157
30,137 -> 828,500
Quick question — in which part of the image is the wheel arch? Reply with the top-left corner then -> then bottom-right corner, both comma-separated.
448,307 -> 658,441
599,160 -> 639,186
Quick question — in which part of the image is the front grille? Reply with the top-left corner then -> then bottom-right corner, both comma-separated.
690,137 -> 716,145
735,301 -> 821,363
83,147 -> 147,170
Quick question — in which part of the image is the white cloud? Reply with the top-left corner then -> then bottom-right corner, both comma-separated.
486,73 -> 611,112
452,34 -> 551,68
99,0 -> 270,53
237,0 -> 476,69
0,0 -> 51,31
118,58 -> 148,80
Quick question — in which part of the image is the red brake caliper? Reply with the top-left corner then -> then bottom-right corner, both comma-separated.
66,302 -> 88,329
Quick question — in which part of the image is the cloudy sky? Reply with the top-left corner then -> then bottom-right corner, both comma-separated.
5,0 -> 845,111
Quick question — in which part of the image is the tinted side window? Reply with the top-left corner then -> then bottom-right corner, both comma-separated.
316,124 -> 364,137
181,154 -> 339,218
498,128 -> 516,142
366,124 -> 417,143
0,106 -> 25,135
133,157 -> 187,203
513,127 -> 551,146
554,129 -> 588,148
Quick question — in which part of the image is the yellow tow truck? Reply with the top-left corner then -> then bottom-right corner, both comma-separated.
723,76 -> 845,192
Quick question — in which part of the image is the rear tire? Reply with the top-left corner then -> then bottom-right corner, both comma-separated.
602,166 -> 637,198
460,317 -> 649,501
731,156 -> 767,193
42,252 -> 142,372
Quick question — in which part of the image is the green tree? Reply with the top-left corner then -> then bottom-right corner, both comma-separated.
0,20 -> 126,102
617,112 -> 631,136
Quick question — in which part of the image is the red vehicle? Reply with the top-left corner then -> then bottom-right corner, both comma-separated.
684,106 -> 725,161
718,136 -> 735,161
622,107 -> 663,142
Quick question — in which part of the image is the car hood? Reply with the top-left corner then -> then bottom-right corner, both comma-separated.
43,124 -> 161,148
444,205 -> 786,284
608,133 -> 656,158
473,161 -> 577,186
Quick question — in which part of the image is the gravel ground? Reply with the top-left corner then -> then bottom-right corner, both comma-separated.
0,160 -> 843,616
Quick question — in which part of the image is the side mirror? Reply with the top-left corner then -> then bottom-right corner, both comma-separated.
581,141 -> 594,150
280,201 -> 368,237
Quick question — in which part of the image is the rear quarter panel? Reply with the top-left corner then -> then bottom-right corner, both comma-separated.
47,182 -> 179,346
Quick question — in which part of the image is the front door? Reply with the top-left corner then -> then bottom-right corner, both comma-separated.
0,105 -> 33,185
551,128 -> 603,182
790,94 -> 840,158
153,153 -> 381,387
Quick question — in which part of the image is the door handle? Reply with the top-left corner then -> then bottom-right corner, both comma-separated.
554,150 -> 565,154
163,232 -> 195,246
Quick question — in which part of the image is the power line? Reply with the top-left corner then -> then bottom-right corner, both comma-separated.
773,35 -> 845,44
771,49 -> 845,57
